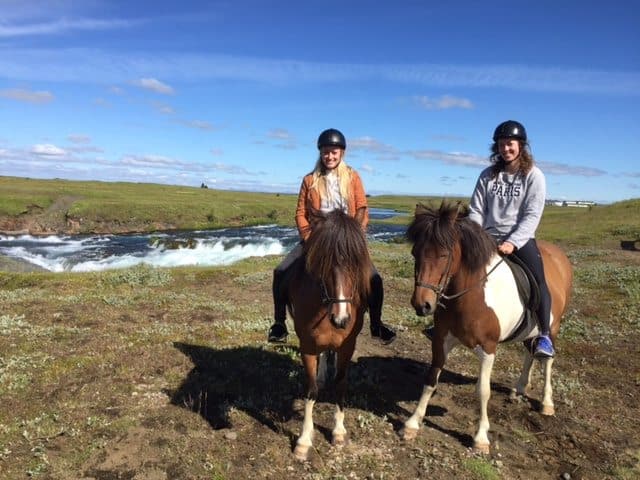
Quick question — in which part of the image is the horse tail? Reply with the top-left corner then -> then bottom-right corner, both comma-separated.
316,351 -> 336,390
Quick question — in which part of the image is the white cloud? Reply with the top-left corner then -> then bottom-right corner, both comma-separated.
211,163 -> 255,175
268,128 -> 292,140
0,88 -> 54,104
177,119 -> 215,130
537,161 -> 606,177
349,136 -> 396,154
0,14 -> 140,38
411,95 -> 474,110
31,144 -> 67,156
133,78 -> 175,95
67,134 -> 91,144
120,154 -> 177,168
408,149 -> 486,167
2,48 -> 637,95
152,102 -> 175,115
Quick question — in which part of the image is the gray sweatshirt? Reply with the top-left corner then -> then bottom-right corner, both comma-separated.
468,165 -> 546,249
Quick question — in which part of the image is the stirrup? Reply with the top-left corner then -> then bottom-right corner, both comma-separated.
533,334 -> 555,358
268,323 -> 288,343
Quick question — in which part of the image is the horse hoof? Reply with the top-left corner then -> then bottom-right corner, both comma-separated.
400,427 -> 418,441
332,434 -> 346,447
509,388 -> 527,401
541,404 -> 555,416
293,444 -> 309,461
473,442 -> 490,454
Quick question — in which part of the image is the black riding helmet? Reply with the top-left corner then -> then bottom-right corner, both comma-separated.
493,120 -> 527,142
317,128 -> 346,150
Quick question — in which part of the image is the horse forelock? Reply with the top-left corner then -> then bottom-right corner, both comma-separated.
305,210 -> 371,300
408,202 -> 496,273
407,204 -> 456,252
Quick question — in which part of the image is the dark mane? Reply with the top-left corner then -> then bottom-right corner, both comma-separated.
304,209 -> 371,301
407,201 -> 497,272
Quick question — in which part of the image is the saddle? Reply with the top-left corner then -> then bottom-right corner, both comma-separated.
501,254 -> 542,343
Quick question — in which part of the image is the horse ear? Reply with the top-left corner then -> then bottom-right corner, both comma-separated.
415,203 -> 427,215
459,202 -> 470,217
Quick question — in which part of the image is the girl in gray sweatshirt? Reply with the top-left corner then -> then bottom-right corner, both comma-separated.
468,120 -> 555,358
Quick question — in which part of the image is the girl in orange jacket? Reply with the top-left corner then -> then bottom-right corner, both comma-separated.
268,128 -> 395,344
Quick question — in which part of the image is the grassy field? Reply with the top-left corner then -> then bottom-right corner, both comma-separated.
1,176 -> 639,247
1,177 -> 639,479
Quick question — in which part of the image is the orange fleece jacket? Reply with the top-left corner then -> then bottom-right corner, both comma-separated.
295,168 -> 369,241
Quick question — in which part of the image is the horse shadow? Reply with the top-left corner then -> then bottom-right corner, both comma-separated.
169,342 -> 301,433
169,341 -> 504,448
346,354 -> 482,447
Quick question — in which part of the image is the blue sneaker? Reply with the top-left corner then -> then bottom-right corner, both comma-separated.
533,335 -> 555,358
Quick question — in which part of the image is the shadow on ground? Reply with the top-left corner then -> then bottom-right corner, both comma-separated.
169,341 -> 487,449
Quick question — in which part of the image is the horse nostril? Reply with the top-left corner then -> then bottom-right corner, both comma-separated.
416,303 -> 431,316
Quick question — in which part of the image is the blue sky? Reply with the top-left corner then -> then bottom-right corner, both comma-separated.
0,1 -> 638,204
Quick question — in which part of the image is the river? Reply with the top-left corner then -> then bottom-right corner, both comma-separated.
0,208 -> 408,272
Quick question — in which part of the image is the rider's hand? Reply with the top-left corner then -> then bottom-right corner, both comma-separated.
498,241 -> 516,255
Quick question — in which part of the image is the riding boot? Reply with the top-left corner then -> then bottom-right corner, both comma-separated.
368,272 -> 396,344
268,269 -> 289,343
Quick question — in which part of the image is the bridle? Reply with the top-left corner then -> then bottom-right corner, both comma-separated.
320,280 -> 353,308
414,251 -> 454,309
415,250 -> 505,309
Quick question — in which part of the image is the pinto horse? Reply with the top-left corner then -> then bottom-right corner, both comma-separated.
285,209 -> 371,460
401,202 -> 572,453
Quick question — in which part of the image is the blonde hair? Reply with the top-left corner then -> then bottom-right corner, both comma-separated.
310,151 -> 352,201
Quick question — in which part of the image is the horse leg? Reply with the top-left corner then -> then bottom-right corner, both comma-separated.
331,341 -> 355,447
294,353 -> 319,461
401,334 -> 453,441
473,346 -> 496,454
540,356 -> 555,415
511,348 -> 534,399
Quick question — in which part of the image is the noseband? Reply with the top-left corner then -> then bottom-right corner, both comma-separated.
320,281 -> 353,307
415,251 -> 505,308
415,251 -> 454,309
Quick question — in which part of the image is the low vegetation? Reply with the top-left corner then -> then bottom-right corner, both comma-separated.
0,177 -> 639,479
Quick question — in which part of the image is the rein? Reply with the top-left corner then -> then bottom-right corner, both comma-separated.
415,254 -> 505,308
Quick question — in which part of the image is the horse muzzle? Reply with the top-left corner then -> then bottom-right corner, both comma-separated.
413,302 -> 434,317
330,313 -> 350,329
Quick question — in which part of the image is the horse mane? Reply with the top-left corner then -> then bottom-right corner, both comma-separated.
304,209 -> 371,302
406,201 -> 497,273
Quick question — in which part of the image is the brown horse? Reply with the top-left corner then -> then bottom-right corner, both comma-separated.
285,209 -> 371,460
401,202 -> 573,453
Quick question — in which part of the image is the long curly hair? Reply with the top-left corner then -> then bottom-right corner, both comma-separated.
489,140 -> 534,178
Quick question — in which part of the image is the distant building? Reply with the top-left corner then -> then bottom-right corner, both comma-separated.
546,199 -> 597,207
